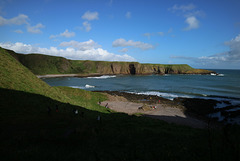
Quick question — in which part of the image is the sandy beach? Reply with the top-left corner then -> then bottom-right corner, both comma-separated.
36,73 -> 105,78
101,93 -> 209,128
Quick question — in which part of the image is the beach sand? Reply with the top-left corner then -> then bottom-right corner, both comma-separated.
101,93 -> 208,129
36,73 -> 104,78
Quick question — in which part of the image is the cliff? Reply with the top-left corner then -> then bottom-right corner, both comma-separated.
4,48 -> 213,75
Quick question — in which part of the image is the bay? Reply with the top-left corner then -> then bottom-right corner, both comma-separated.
42,69 -> 240,123
42,69 -> 240,103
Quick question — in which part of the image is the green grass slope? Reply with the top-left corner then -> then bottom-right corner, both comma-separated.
0,47 -> 108,112
0,47 -> 72,103
8,50 -> 83,75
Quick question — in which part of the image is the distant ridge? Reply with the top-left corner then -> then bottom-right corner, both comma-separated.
4,47 -> 213,76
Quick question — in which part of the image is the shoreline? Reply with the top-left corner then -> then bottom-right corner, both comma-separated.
36,73 -> 108,78
38,74 -> 239,126
36,72 -> 214,78
98,91 -> 224,129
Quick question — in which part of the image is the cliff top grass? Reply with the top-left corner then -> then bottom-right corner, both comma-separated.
6,48 -> 211,75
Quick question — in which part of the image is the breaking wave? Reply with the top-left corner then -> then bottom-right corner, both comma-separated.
70,84 -> 95,89
127,91 -> 192,100
87,75 -> 116,79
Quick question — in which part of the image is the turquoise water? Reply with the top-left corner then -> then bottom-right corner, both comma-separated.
43,69 -> 240,103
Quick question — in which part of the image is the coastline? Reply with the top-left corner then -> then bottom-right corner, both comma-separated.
36,73 -> 107,78
36,72 -> 214,78
98,91 -> 223,129
39,73 -> 239,126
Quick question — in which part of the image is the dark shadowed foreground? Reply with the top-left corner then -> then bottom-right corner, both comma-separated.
1,88 -> 240,161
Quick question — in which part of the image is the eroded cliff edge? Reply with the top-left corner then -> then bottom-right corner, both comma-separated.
4,48 -> 213,75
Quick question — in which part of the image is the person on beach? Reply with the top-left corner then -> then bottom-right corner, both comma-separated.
75,109 -> 78,115
105,103 -> 109,108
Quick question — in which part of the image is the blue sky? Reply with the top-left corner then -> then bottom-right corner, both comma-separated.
0,0 -> 240,69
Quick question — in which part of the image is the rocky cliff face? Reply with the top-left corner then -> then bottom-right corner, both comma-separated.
5,48 -> 213,75
86,62 -> 212,75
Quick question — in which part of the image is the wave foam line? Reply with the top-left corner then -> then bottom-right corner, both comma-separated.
127,91 -> 192,100
70,84 -> 95,89
87,75 -> 116,79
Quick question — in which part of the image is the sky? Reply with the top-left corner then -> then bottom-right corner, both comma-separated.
0,0 -> 240,69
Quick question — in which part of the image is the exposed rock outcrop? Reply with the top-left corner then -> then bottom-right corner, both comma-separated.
129,64 -> 136,75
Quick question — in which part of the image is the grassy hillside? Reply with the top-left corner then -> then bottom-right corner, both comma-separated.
0,47 -> 74,103
7,48 -> 212,75
0,47 -> 239,161
8,50 -> 82,75
0,47 -> 108,111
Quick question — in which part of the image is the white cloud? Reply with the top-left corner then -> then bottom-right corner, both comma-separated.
60,29 -> 75,38
112,38 -> 154,50
119,48 -> 128,53
223,34 -> 240,62
81,11 -> 98,32
27,23 -> 45,34
59,40 -> 101,51
0,14 -> 29,26
184,16 -> 199,30
14,29 -> 23,34
169,4 -> 195,13
0,41 -> 136,62
185,10 -> 205,18
143,29 -> 173,39
0,14 -> 45,34
82,21 -> 91,32
125,11 -> 131,19
0,42 -> 39,54
50,29 -> 75,39
171,34 -> 240,68
169,3 -> 203,31
81,11 -> 99,21
49,34 -> 57,39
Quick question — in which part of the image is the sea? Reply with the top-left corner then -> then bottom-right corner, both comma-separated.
42,69 -> 240,123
